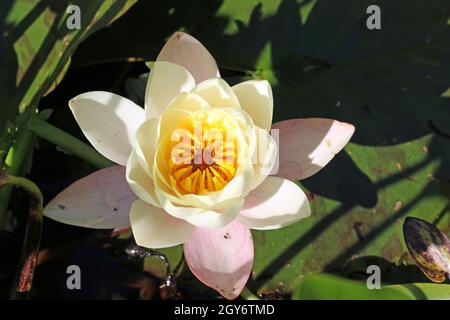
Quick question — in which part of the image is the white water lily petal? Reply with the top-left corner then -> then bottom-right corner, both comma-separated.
157,31 -> 220,83
222,107 -> 257,157
69,91 -> 144,165
238,176 -> 311,230
232,80 -> 273,131
126,150 -> 159,206
272,118 -> 355,180
167,92 -> 209,112
44,166 -> 135,229
186,199 -> 244,228
252,127 -> 278,188
158,107 -> 194,142
193,78 -> 240,109
134,118 -> 159,176
155,187 -> 244,228
130,199 -> 194,249
145,61 -> 195,119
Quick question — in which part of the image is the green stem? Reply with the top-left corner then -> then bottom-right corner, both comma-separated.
28,118 -> 113,169
0,170 -> 43,298
0,128 -> 34,230
0,173 -> 43,206
0,117 -> 113,230
240,287 -> 260,300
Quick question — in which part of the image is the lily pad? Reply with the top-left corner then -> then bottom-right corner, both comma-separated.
292,273 -> 450,300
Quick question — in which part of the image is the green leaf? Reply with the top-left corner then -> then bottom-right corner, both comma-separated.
0,0 -> 137,146
292,273 -> 450,300
43,57 -> 71,97
442,87 -> 450,98
388,283 -> 450,300
144,245 -> 184,279
292,273 -> 413,300
0,0 -> 137,228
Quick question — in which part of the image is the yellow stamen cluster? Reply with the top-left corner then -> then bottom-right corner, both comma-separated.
168,110 -> 238,195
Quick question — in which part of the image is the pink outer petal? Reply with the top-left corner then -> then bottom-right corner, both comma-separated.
157,32 -> 220,83
272,118 -> 355,180
44,166 -> 135,229
183,220 -> 254,300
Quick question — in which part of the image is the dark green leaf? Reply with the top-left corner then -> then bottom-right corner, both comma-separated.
292,273 -> 450,300
0,0 -> 138,150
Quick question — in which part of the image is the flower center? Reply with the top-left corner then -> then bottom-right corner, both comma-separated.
167,110 -> 238,195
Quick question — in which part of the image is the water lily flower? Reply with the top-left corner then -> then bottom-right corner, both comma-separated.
44,32 -> 355,299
